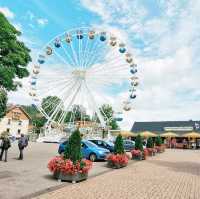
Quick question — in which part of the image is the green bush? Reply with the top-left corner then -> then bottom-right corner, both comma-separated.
155,136 -> 162,146
146,137 -> 154,148
135,135 -> 143,151
64,129 -> 82,164
114,134 -> 125,154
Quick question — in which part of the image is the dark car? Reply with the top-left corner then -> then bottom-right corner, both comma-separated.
123,140 -> 135,151
88,139 -> 114,152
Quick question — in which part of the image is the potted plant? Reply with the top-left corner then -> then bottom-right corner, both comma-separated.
48,129 -> 92,183
146,137 -> 155,156
131,135 -> 144,160
155,136 -> 165,153
107,134 -> 128,169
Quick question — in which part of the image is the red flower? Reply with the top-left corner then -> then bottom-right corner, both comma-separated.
131,149 -> 141,157
107,154 -> 128,165
48,157 -> 93,174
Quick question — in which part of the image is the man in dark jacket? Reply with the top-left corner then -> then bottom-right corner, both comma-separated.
18,134 -> 28,160
0,136 -> 11,162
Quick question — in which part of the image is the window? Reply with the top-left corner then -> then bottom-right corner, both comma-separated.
12,111 -> 21,120
6,128 -> 10,133
18,129 -> 21,134
18,121 -> 22,125
7,119 -> 11,125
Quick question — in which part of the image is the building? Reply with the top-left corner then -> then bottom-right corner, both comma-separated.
0,106 -> 32,137
131,120 -> 200,135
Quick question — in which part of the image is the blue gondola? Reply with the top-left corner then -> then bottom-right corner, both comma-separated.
130,69 -> 137,74
31,81 -> 36,86
130,94 -> 136,99
38,55 -> 45,64
54,39 -> 61,48
119,48 -> 126,53
100,32 -> 106,41
77,31 -> 83,39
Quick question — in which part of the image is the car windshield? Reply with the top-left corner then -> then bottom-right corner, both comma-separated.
105,141 -> 114,146
84,140 -> 98,148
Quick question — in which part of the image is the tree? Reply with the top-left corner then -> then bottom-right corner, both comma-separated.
0,13 -> 31,119
146,137 -> 154,148
0,89 -> 7,119
155,136 -> 162,146
114,134 -> 125,154
64,129 -> 82,164
100,104 -> 119,130
135,135 -> 143,151
0,13 -> 31,91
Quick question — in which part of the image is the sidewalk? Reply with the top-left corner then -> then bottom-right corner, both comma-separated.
34,149 -> 200,199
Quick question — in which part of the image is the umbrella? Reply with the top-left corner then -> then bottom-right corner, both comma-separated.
183,132 -> 200,138
119,131 -> 137,137
139,131 -> 157,137
161,132 -> 179,137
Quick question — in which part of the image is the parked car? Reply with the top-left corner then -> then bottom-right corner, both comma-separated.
123,140 -> 135,151
88,139 -> 114,152
58,140 -> 110,161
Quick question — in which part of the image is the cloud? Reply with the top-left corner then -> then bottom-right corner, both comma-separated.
80,0 -> 200,130
37,18 -> 48,26
0,7 -> 14,19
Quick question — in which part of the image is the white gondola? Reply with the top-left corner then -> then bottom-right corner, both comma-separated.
125,53 -> 133,63
130,76 -> 138,81
46,46 -> 53,55
110,36 -> 117,46
66,34 -> 72,43
131,81 -> 139,87
33,68 -> 40,75
123,104 -> 131,111
88,30 -> 95,39
114,112 -> 123,122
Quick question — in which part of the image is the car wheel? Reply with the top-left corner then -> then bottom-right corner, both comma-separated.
89,153 -> 97,162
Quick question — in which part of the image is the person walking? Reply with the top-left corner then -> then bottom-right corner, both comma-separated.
18,134 -> 28,160
0,135 -> 11,162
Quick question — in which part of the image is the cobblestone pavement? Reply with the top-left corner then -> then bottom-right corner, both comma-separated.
35,149 -> 200,199
0,142 -> 111,199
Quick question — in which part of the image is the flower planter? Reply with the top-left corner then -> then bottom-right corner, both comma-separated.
106,154 -> 129,169
53,171 -> 88,183
107,160 -> 127,169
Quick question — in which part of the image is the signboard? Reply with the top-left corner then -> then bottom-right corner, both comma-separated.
164,127 -> 193,131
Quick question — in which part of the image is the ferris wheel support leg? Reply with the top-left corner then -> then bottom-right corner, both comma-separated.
84,82 -> 106,128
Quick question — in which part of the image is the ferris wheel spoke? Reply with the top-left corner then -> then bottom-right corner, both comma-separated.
50,48 -> 72,70
46,78 -> 80,124
61,44 -> 77,67
84,36 -> 103,68
82,34 -> 90,68
87,44 -> 116,69
70,42 -> 79,67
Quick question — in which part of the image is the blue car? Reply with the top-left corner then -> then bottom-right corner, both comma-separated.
58,140 -> 110,161
88,139 -> 114,152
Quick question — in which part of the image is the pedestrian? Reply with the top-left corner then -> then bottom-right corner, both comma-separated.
18,134 -> 28,160
0,135 -> 11,162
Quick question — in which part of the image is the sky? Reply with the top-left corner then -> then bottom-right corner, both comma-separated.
0,0 -> 200,130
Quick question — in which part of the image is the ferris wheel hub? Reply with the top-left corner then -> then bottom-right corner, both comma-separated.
72,69 -> 86,80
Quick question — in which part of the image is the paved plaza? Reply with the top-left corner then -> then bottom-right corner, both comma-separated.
34,149 -> 200,199
0,142 -> 112,199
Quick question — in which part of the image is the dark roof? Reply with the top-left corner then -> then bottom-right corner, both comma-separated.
131,121 -> 200,134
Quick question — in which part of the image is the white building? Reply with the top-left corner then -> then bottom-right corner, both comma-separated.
0,106 -> 32,137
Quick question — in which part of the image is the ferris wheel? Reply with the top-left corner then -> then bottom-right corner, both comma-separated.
29,27 -> 138,130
